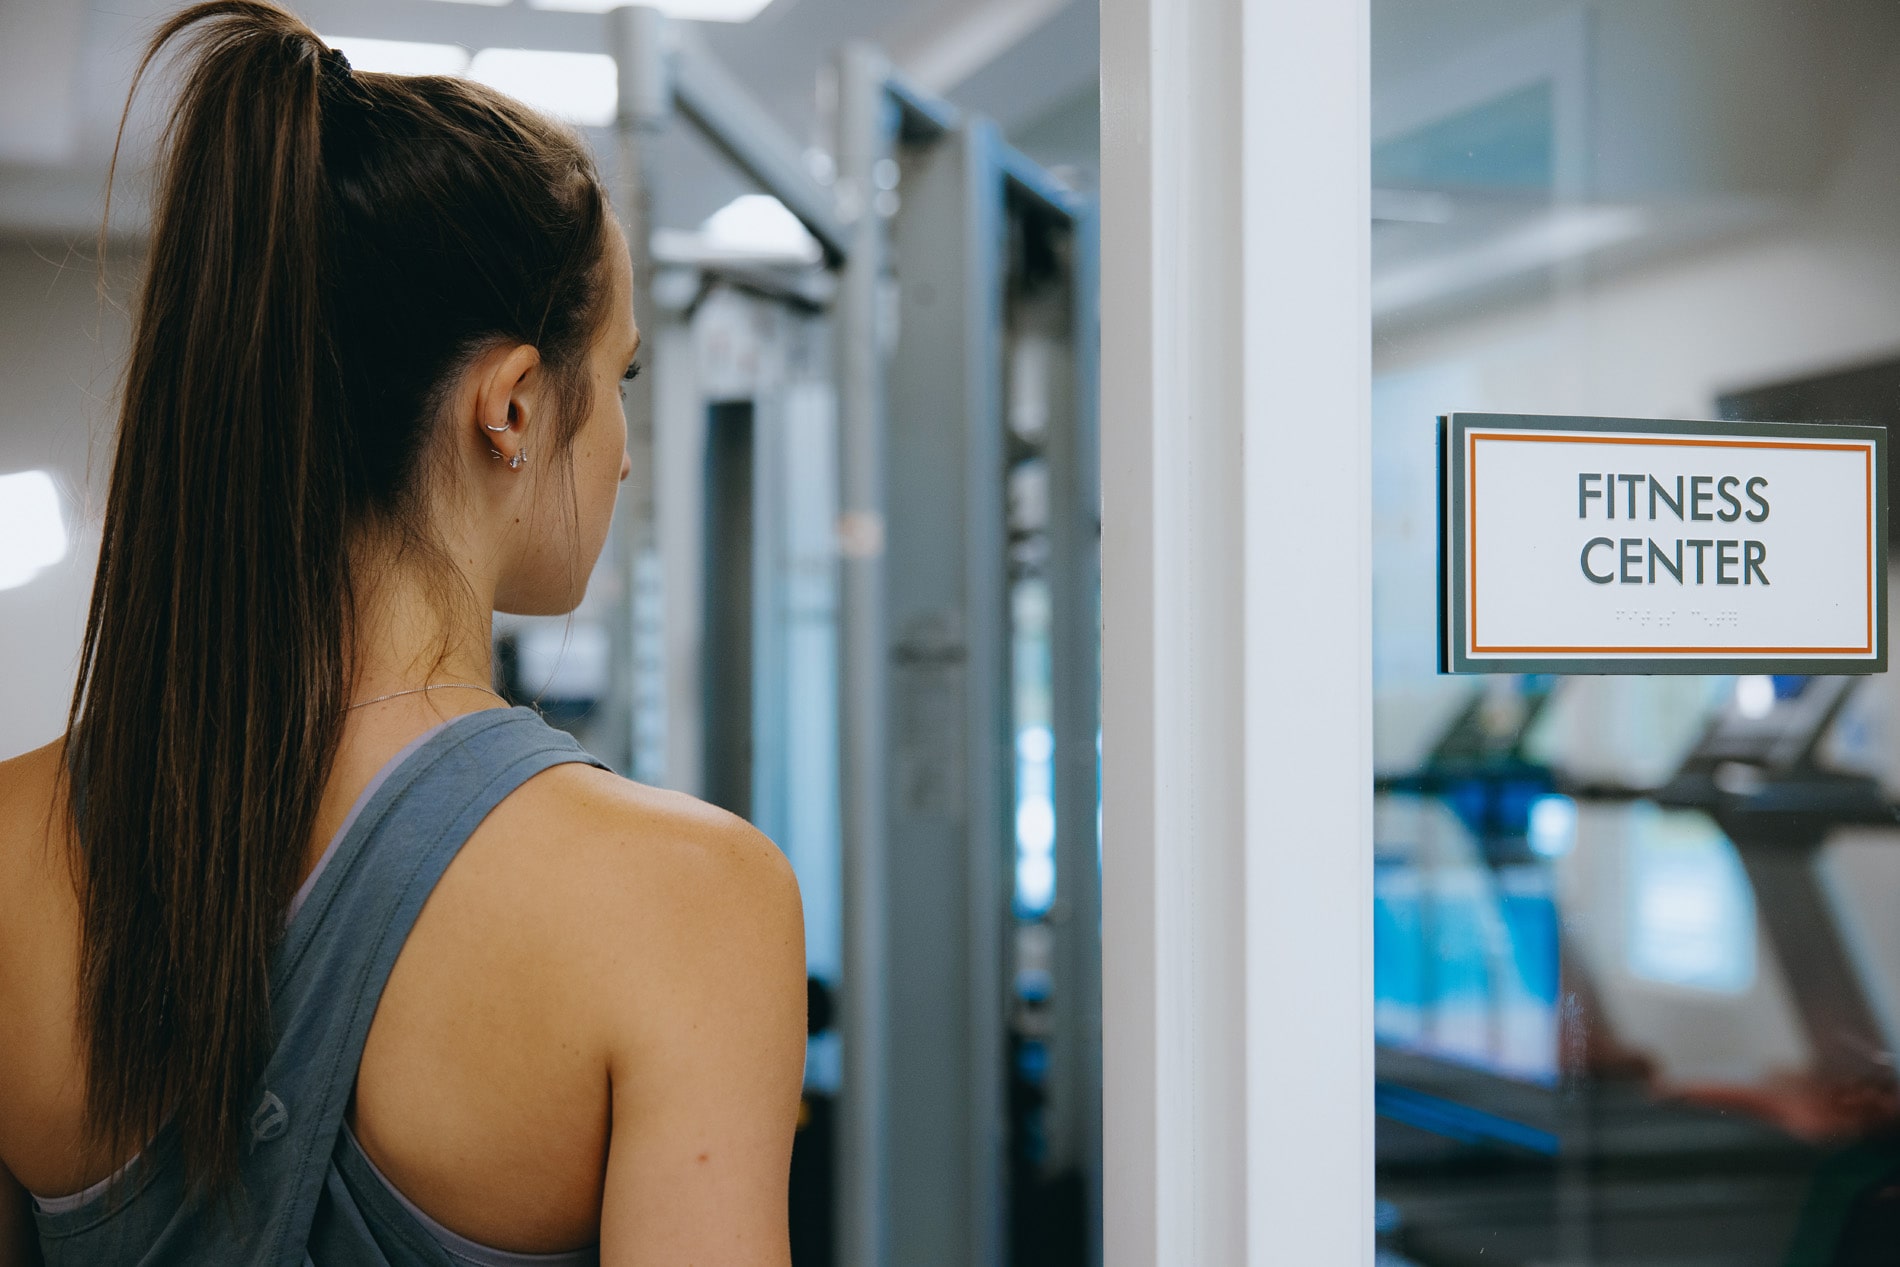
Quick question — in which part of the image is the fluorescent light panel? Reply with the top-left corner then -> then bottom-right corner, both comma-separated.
528,0 -> 776,21
702,193 -> 821,262
319,35 -> 471,77
466,47 -> 618,127
314,38 -> 619,128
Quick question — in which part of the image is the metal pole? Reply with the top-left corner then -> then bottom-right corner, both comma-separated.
670,30 -> 850,263
610,6 -> 669,780
1049,197 -> 1103,1267
833,40 -> 892,1267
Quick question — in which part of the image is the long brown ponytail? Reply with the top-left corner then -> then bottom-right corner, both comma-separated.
69,1 -> 611,1193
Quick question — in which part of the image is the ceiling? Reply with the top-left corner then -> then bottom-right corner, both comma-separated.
0,0 -> 1100,240
23,1 -> 1882,331
1368,0 -> 1900,328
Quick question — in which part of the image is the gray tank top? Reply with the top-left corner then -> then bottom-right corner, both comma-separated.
32,707 -> 609,1266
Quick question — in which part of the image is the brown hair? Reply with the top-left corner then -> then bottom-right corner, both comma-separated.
67,0 -> 611,1193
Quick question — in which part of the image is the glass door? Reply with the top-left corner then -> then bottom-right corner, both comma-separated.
1372,5 -> 1900,1263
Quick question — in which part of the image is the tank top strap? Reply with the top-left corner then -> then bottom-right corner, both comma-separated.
31,706 -> 609,1266
252,705 -> 607,1263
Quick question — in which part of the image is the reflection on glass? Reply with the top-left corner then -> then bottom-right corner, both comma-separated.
1372,5 -> 1900,1261
1623,807 -> 1756,996
1527,793 -> 1577,858
1376,796 -> 1560,1085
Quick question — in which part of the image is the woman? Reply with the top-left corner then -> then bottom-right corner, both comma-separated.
0,3 -> 806,1263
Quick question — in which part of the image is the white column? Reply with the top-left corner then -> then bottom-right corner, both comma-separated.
1099,0 -> 1372,1261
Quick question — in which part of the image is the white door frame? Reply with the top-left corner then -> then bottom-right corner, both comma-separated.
1100,0 -> 1373,1261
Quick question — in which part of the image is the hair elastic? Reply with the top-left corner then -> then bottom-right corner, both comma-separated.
320,46 -> 352,82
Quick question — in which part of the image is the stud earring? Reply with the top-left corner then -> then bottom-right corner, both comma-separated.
508,450 -> 528,471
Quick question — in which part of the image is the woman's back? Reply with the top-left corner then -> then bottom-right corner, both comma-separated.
0,4 -> 804,1257
0,699 -> 805,1264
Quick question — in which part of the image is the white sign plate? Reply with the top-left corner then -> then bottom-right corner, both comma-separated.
1440,413 -> 1888,674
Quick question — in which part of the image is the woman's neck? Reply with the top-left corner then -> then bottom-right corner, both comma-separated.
345,542 -> 498,706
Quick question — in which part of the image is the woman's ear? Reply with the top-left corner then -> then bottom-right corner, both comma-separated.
471,343 -> 542,465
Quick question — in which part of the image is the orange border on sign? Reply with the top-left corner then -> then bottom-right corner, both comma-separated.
1466,431 -> 1876,657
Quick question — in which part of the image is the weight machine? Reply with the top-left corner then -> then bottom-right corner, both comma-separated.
597,15 -> 1101,1265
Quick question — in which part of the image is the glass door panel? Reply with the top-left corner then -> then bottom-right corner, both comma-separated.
1372,5 -> 1900,1263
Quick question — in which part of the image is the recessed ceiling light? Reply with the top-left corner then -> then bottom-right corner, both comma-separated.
318,35 -> 471,77
528,0 -> 776,22
467,47 -> 618,127
0,470 -> 68,592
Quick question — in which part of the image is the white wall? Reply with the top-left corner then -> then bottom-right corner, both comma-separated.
0,240 -> 131,761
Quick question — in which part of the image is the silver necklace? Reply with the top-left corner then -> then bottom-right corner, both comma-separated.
346,682 -> 502,710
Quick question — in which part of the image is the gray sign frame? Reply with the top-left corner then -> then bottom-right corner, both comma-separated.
1439,412 -> 1889,675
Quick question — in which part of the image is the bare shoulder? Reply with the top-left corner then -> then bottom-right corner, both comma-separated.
0,740 -> 69,907
0,739 -> 65,828
498,762 -> 802,927
0,741 -> 78,1200
467,762 -> 805,1052
504,771 -> 806,1259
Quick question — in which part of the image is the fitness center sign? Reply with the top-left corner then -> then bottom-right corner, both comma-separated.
1439,413 -> 1888,674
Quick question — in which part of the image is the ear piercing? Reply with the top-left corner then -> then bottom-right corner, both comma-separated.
484,421 -> 521,467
